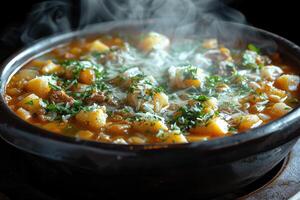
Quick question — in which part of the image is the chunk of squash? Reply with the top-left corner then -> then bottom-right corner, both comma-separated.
43,122 -> 66,133
106,124 -> 130,135
87,40 -> 109,53
190,117 -> 228,137
77,130 -> 94,140
270,102 -> 292,117
16,107 -> 32,120
75,107 -> 108,129
79,68 -> 95,84
41,60 -> 64,75
26,77 -> 51,98
159,131 -> 188,144
153,92 -> 169,112
138,32 -> 170,52
14,69 -> 39,81
18,94 -> 43,114
238,114 -> 263,132
133,120 -> 168,134
128,136 -> 146,144
275,74 -> 300,91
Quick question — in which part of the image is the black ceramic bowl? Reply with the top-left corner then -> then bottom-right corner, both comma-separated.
1,20 -> 300,198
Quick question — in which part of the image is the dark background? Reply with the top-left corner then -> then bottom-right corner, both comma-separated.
0,0 -> 298,61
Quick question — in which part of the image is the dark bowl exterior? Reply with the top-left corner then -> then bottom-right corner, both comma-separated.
0,20 -> 300,198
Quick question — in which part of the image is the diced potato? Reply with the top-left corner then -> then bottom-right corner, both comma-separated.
270,102 -> 292,117
202,38 -> 218,49
43,122 -> 66,133
236,114 -> 263,132
41,60 -> 64,75
138,32 -> 170,52
203,97 -> 218,110
79,69 -> 95,84
162,131 -> 188,144
261,65 -> 283,81
219,47 -> 232,61
113,138 -> 128,144
70,47 -> 82,55
187,135 -> 210,142
275,74 -> 300,91
17,94 -> 43,114
77,130 -> 94,140
153,92 -> 169,112
133,120 -> 168,134
75,107 -> 108,129
268,94 -> 282,103
183,79 -> 201,88
247,93 -> 268,104
128,136 -> 146,144
14,69 -> 39,81
87,40 -> 109,53
168,66 -> 204,89
26,77 -> 51,98
263,83 -> 287,100
190,117 -> 228,137
30,59 -> 48,68
16,107 -> 31,120
6,88 -> 21,96
106,124 -> 130,135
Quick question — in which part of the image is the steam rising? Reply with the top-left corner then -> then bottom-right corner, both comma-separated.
21,1 -> 71,43
17,0 -> 247,44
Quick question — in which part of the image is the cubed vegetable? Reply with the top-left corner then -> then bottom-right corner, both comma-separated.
128,136 -> 146,144
106,124 -> 130,135
133,120 -> 168,134
235,114 -> 263,132
138,32 -> 170,52
43,122 -> 66,133
17,94 -> 43,114
16,107 -> 31,120
41,60 -> 64,75
75,107 -> 108,129
168,65 -> 204,89
79,69 -> 95,84
87,40 -> 109,53
26,77 -> 51,98
153,92 -> 169,112
202,39 -> 218,49
160,131 -> 188,144
190,117 -> 229,137
77,130 -> 94,140
275,74 -> 300,91
14,69 -> 39,81
270,102 -> 292,117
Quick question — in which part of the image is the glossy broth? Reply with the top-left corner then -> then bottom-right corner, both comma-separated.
5,32 -> 300,144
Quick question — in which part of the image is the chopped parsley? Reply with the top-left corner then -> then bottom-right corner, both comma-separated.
247,44 -> 260,54
171,102 -> 214,131
25,100 -> 34,106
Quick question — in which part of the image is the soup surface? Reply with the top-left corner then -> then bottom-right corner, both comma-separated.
5,32 -> 300,144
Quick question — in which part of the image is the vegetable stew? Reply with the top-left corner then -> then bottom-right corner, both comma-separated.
4,32 -> 300,144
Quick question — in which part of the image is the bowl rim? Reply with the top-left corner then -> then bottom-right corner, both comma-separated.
1,19 -> 300,152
